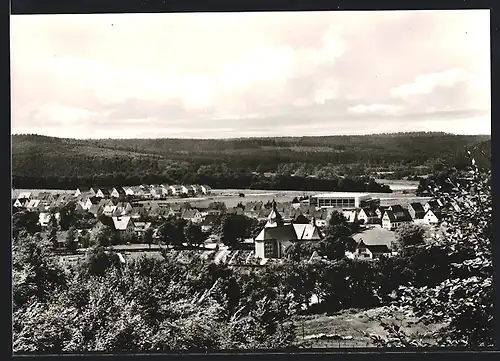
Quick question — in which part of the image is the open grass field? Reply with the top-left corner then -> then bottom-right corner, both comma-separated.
294,306 -> 444,348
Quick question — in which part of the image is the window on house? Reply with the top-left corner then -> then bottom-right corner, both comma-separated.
264,240 -> 278,258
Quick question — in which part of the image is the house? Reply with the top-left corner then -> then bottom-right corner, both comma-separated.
150,186 -> 164,199
160,184 -> 172,196
111,186 -> 127,198
254,201 -> 322,260
181,209 -> 203,223
111,216 -> 135,236
113,201 -> 133,216
95,188 -> 111,198
191,185 -> 202,195
423,209 -> 443,225
168,185 -> 184,196
200,185 -> 212,195
180,185 -> 192,196
292,213 -> 310,225
26,199 -> 42,212
312,210 -> 329,227
357,208 -> 379,225
381,209 -> 413,230
424,200 -> 442,213
56,193 -> 73,206
79,196 -> 100,211
133,221 -> 152,236
13,198 -> 29,208
38,212 -> 60,227
342,209 -> 358,223
201,214 -> 219,232
88,204 -> 103,218
387,204 -> 405,213
103,203 -> 118,217
74,187 -> 94,197
354,239 -> 391,260
408,202 -> 426,220
130,206 -> 148,219
17,191 -> 32,200
375,206 -> 389,219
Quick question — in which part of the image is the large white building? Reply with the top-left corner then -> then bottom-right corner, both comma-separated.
309,192 -> 380,210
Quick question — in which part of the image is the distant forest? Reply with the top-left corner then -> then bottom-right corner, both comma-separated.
11,132 -> 490,190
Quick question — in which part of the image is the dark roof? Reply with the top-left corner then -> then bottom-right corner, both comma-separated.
389,204 -> 405,213
384,209 -> 412,222
113,186 -> 126,194
292,214 -> 310,224
426,200 -> 440,209
357,240 -> 391,254
366,245 -> 391,254
202,214 -> 218,226
256,224 -> 298,241
361,208 -> 377,217
409,202 -> 425,213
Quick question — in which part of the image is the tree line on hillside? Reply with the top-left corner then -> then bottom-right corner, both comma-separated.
12,133 -> 489,189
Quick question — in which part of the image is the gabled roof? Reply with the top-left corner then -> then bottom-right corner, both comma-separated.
426,200 -> 441,209
409,202 -> 425,213
360,208 -> 378,217
96,188 -> 111,195
384,209 -> 412,222
88,204 -> 101,215
112,216 -> 133,231
255,224 -> 297,241
388,204 -> 405,213
112,186 -> 126,195
27,199 -> 41,208
292,224 -> 322,240
366,244 -> 391,254
292,213 -> 310,224
425,208 -> 443,220
181,209 -> 200,219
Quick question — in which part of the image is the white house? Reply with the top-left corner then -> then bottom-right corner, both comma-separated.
111,187 -> 126,198
95,188 -> 110,198
111,216 -> 135,236
357,208 -> 379,225
381,209 -> 413,230
38,212 -> 60,227
423,209 -> 443,225
133,221 -> 152,236
354,239 -> 391,260
200,185 -> 212,195
181,209 -> 203,223
26,199 -> 41,212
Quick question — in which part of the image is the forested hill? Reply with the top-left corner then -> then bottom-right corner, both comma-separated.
12,132 -> 490,190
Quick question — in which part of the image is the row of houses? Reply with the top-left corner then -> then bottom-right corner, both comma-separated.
342,199 -> 452,230
74,184 -> 212,199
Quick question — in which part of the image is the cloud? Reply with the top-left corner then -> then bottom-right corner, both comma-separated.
10,10 -> 490,138
389,69 -> 470,99
347,103 -> 403,115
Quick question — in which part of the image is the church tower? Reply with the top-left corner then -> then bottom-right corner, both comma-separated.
265,199 -> 284,228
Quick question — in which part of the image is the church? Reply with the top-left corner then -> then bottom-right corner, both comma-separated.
254,200 -> 323,260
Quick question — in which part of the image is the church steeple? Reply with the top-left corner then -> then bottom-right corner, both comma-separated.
265,199 -> 284,228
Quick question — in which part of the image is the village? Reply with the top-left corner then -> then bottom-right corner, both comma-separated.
12,184 -> 451,266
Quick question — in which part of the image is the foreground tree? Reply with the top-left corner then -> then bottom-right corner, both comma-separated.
373,153 -> 493,349
184,222 -> 205,247
394,223 -> 425,250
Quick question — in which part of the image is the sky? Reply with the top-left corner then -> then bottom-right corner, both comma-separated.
10,10 -> 491,139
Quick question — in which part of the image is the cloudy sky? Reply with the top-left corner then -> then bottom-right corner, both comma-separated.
11,10 -> 490,139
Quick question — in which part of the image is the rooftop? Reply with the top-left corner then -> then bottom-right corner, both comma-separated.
312,192 -> 373,198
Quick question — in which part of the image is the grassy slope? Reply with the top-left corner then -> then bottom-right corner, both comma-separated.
295,306 -> 445,348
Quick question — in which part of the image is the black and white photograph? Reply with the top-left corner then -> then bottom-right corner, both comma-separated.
10,9 -> 492,353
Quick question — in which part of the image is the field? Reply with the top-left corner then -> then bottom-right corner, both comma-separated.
294,306 -> 444,348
